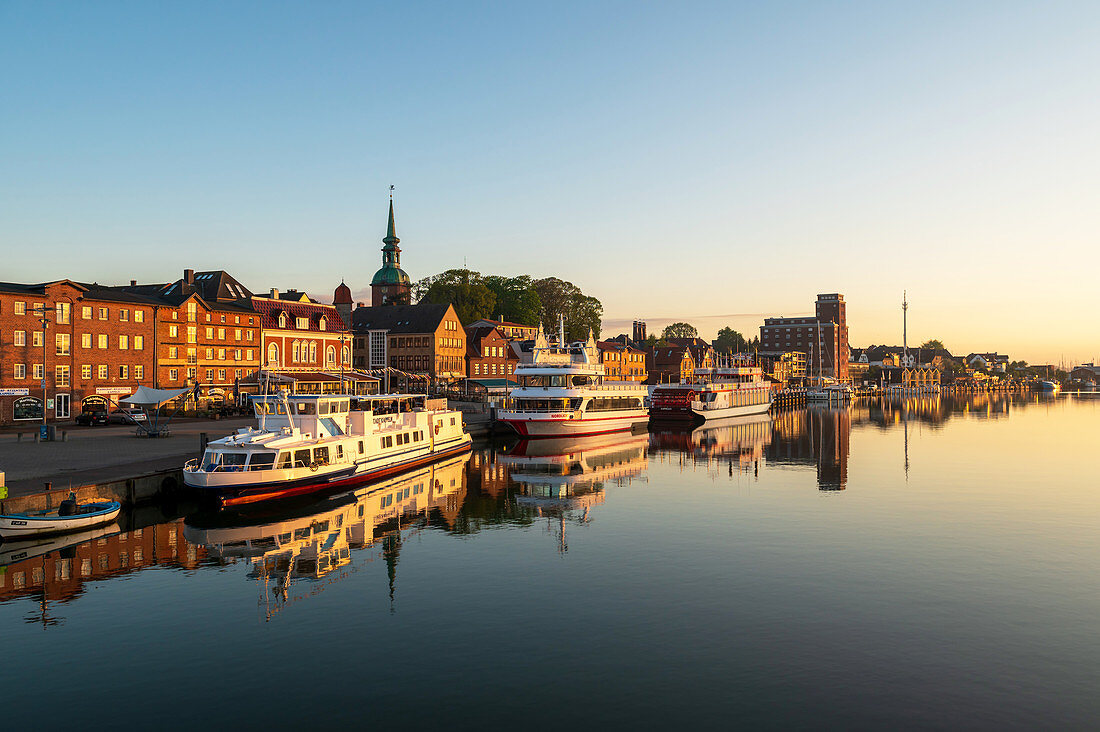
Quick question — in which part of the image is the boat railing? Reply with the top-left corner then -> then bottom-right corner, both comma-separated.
185,458 -> 329,473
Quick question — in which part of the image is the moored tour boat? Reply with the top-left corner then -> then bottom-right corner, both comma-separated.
650,361 -> 773,423
0,497 -> 122,539
183,392 -> 471,507
497,325 -> 648,438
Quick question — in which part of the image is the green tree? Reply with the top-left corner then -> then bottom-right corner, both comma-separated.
533,277 -> 603,341
920,339 -> 947,352
661,322 -> 698,340
419,269 -> 497,324
483,275 -> 543,326
714,327 -> 748,353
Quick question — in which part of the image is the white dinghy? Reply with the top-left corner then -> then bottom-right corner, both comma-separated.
0,495 -> 122,539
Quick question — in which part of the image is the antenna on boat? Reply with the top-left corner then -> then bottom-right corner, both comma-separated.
559,314 -> 565,348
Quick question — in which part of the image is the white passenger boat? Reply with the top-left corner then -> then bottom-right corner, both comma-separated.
497,325 -> 648,438
0,498 -> 122,539
650,361 -> 773,422
183,392 -> 471,507
1037,380 -> 1060,394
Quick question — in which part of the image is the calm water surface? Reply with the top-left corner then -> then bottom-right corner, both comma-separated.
2,393 -> 1098,729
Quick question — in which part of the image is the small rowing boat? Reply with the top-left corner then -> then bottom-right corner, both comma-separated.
0,496 -> 122,539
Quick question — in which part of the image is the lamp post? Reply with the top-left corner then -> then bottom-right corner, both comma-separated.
32,305 -> 51,435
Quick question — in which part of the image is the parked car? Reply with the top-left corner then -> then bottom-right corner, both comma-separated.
75,409 -> 110,426
109,407 -> 147,424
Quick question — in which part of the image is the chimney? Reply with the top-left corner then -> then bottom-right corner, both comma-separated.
270,288 -> 279,300
130,279 -> 137,287
184,269 -> 195,285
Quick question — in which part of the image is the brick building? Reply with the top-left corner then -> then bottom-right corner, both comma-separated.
351,303 -> 466,390
760,293 -> 849,382
125,270 -> 262,405
466,318 -> 540,341
597,341 -> 647,382
465,325 -> 519,382
252,288 -> 351,373
0,280 -> 158,424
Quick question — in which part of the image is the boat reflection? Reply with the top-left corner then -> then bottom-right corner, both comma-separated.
499,432 -> 649,552
649,413 -> 772,475
183,454 -> 470,618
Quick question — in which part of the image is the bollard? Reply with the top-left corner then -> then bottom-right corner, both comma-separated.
200,432 -> 209,452
44,481 -> 52,491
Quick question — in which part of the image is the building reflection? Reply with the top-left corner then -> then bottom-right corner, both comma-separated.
498,432 -> 649,553
766,407 -> 851,490
183,454 -> 470,619
0,520 -> 206,626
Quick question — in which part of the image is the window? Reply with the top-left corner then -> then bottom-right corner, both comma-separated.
56,333 -> 70,355
98,364 -> 108,379
187,302 -> 196,321
220,315 -> 226,323
169,324 -> 178,338
33,363 -> 44,380
309,341 -> 317,362
326,345 -> 336,366
218,348 -> 225,360
55,365 -> 70,387
119,335 -> 129,350
56,302 -> 70,324
186,348 -> 197,365
134,310 -> 144,323
247,330 -> 254,341
218,369 -> 226,381
205,369 -> 214,382
134,336 -> 144,350
32,330 -> 43,347
135,365 -> 144,379
14,330 -> 25,346
234,349 -> 242,361
14,363 -> 26,378
295,317 -> 308,329
217,328 -> 225,340
98,307 -> 108,320
81,333 -> 91,348
234,328 -> 241,341
187,327 -> 196,343
98,334 -> 107,349
206,327 -> 214,339
169,346 -> 178,359
119,308 -> 129,322
278,313 -> 287,328
267,343 -> 279,366
169,368 -> 178,381
342,345 -> 350,364
246,349 -> 253,361
15,301 -> 26,315
292,340 -> 301,362
235,369 -> 242,379
205,347 -> 213,360
119,365 -> 129,379
81,364 -> 92,379
187,367 -> 196,380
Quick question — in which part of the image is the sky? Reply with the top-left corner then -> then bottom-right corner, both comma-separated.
2,1 -> 1098,365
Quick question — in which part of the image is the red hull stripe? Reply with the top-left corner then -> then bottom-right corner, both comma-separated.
219,443 -> 472,507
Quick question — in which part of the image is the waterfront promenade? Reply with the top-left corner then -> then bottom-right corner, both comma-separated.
0,419 -> 253,497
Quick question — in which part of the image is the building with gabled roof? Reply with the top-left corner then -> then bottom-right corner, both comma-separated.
351,302 -> 466,389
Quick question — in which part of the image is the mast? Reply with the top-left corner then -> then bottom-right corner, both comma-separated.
903,290 -> 908,367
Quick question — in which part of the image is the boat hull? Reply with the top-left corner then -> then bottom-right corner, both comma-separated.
0,502 -> 122,539
190,438 -> 473,507
498,412 -> 648,438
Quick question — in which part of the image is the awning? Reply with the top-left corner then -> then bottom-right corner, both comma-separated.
120,385 -> 191,407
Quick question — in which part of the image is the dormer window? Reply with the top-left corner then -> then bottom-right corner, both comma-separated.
295,316 -> 308,329
318,316 -> 326,331
278,313 -> 287,328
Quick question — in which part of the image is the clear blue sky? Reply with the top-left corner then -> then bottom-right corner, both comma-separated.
2,1 -> 1098,364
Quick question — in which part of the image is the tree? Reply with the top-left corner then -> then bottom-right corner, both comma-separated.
920,339 -> 947,352
714,327 -> 748,354
532,277 -> 603,341
661,322 -> 698,340
483,275 -> 543,326
419,269 -> 497,324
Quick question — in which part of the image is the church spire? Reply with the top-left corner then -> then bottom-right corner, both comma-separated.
384,197 -> 399,246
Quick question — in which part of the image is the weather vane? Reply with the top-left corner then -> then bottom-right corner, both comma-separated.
389,184 -> 394,199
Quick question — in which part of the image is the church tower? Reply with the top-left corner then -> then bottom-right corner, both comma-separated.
370,196 -> 412,307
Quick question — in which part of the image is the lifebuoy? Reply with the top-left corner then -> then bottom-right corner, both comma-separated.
309,462 -> 319,472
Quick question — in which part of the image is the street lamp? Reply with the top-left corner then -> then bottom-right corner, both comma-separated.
31,305 -> 51,437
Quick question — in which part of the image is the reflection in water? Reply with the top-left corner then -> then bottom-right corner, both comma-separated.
0,392 -> 1081,626
499,432 -> 649,553
0,521 -> 204,626
184,454 -> 470,618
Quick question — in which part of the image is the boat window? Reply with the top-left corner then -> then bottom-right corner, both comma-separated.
294,449 -> 311,467
336,445 -> 344,459
276,452 -> 292,469
520,375 -> 549,387
221,453 -> 247,466
357,440 -> 364,454
294,527 -> 311,540
296,402 -> 316,415
313,447 -> 330,465
201,451 -> 218,470
319,401 -> 330,415
571,375 -> 590,386
570,398 -> 583,410
249,453 -> 276,470
315,520 -> 330,532
550,375 -> 569,387
278,533 -> 292,544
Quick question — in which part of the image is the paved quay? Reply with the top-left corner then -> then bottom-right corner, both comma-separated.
0,419 -> 253,498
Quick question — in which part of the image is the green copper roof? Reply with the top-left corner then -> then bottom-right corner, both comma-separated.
371,266 -> 411,286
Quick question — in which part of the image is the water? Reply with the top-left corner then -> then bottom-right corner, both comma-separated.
2,393 -> 1097,728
